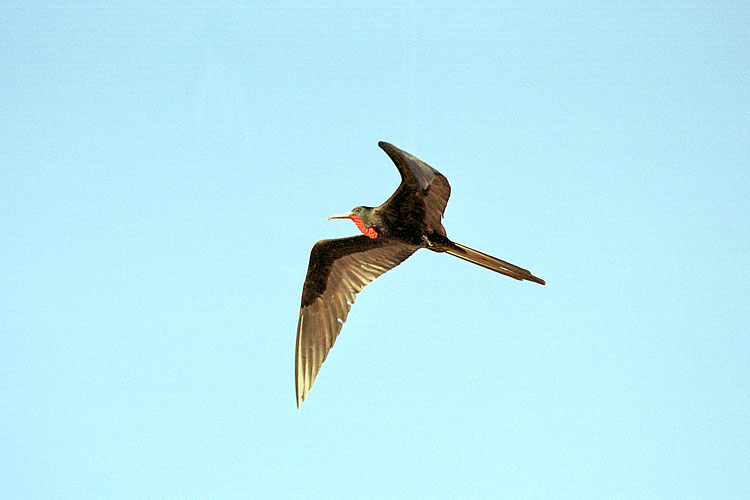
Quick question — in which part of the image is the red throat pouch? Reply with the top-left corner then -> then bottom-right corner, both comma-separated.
350,217 -> 378,239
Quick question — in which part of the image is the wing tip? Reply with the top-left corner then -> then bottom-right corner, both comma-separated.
378,141 -> 399,158
296,382 -> 306,409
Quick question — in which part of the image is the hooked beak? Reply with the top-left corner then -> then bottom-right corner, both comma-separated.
327,211 -> 353,220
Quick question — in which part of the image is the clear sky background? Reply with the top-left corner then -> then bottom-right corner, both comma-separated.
2,2 -> 748,499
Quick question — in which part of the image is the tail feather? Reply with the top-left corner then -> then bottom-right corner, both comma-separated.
446,242 -> 545,285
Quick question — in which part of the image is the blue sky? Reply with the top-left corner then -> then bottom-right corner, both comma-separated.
2,2 -> 748,498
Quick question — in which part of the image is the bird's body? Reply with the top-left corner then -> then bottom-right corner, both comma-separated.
295,142 -> 544,407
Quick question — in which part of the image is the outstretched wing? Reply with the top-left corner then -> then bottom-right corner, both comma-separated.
296,236 -> 416,407
378,141 -> 452,231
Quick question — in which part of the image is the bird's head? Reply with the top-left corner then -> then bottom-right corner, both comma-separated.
328,206 -> 379,239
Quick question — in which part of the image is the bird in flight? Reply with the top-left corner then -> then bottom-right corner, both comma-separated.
295,141 -> 545,407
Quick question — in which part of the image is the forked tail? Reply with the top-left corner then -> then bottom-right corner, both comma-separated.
446,242 -> 545,285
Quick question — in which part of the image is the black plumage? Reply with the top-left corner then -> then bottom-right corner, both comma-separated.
295,141 -> 544,407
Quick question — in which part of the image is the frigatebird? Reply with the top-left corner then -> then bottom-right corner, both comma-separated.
296,141 -> 544,407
